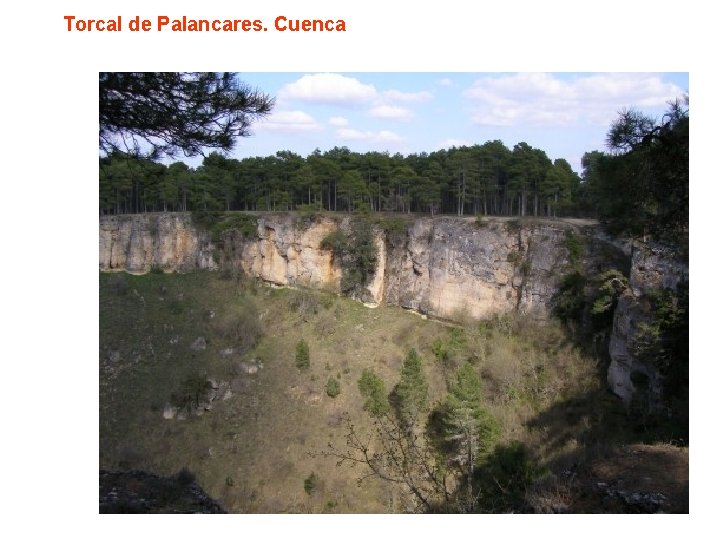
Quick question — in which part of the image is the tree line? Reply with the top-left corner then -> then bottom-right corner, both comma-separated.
99,141 -> 582,218
99,72 -> 688,248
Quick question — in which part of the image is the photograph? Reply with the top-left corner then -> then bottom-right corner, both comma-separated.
98,72 -> 689,514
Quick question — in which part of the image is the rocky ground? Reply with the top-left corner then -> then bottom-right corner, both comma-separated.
530,443 -> 688,513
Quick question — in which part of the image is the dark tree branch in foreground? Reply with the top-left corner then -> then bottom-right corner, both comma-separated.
316,413 -> 451,513
99,72 -> 274,159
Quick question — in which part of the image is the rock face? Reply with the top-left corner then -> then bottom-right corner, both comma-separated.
607,244 -> 688,408
99,213 -> 217,273
99,214 -> 596,319
383,218 -> 573,319
227,215 -> 343,292
100,213 -> 685,406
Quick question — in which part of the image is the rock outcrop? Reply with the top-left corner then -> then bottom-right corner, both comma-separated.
383,218 -> 572,320
100,213 -> 686,406
607,244 -> 688,408
99,213 -> 217,273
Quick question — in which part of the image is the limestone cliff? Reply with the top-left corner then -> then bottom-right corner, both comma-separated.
225,216 -> 344,290
99,214 -> 217,273
607,244 -> 688,408
99,213 -> 602,317
100,213 -> 685,406
382,218 -> 574,320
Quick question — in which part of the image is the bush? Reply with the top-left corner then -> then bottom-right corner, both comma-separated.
211,297 -> 263,353
564,230 -> 584,264
175,467 -> 196,486
170,373 -> 212,412
304,472 -> 318,495
475,441 -> 545,512
321,220 -> 377,295
357,369 -> 390,417
507,251 -> 522,266
296,339 -> 310,369
325,377 -> 341,398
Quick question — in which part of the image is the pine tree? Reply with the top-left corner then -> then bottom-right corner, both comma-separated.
394,349 -> 428,426
443,362 -> 498,507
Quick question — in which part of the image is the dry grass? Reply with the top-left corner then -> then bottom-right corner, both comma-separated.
100,271 -> 642,513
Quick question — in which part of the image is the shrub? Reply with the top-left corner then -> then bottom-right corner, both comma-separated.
175,467 -> 196,486
475,441 -> 545,512
211,297 -> 263,353
211,213 -> 258,243
321,220 -> 377,295
357,369 -> 390,417
325,377 -> 341,398
505,219 -> 522,234
507,251 -> 522,266
304,472 -> 318,495
393,349 -> 428,422
170,373 -> 212,412
564,230 -> 584,264
295,339 -> 310,369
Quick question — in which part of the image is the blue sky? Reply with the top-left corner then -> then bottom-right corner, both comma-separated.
201,72 -> 689,174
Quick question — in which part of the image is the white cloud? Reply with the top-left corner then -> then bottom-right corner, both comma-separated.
382,89 -> 433,103
369,105 -> 414,121
463,73 -> 685,127
257,110 -> 322,134
336,128 -> 404,144
279,73 -> 377,106
328,116 -> 349,126
437,78 -> 454,87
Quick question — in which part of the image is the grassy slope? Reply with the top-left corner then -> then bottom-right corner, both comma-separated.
99,270 -> 678,513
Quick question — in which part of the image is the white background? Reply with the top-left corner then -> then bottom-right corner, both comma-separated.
1,0 -> 711,535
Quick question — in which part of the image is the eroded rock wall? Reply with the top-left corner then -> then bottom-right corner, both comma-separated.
99,214 -> 588,317
102,213 -> 685,406
383,218 -> 573,320
99,214 -> 217,273
607,245 -> 688,407
228,216 -> 344,292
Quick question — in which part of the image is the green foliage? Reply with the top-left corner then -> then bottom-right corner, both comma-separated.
303,472 -> 318,495
564,230 -> 584,264
506,251 -> 522,266
170,373 -> 212,412
431,327 -> 467,372
431,338 -> 450,362
357,369 -> 391,418
553,267 -> 628,345
100,72 -> 274,159
443,363 -> 498,464
371,216 -> 410,246
505,219 -> 522,234
589,100 -> 688,247
632,284 -> 689,406
295,339 -> 310,369
393,349 -> 429,423
191,208 -> 223,230
552,271 -> 587,325
325,377 -> 341,398
320,230 -> 350,253
591,270 -> 628,316
474,215 -> 489,228
474,441 -> 545,512
321,220 -> 377,295
213,214 -> 258,242
211,296 -> 263,353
